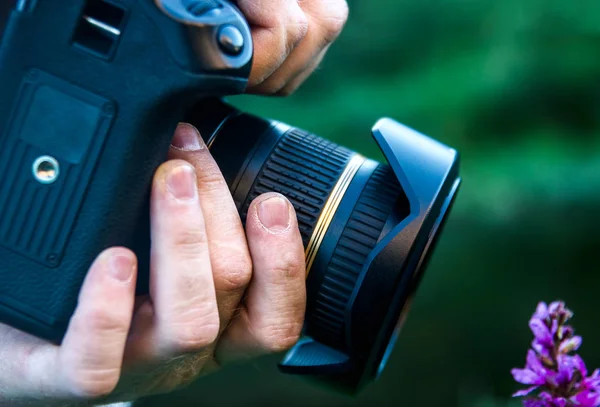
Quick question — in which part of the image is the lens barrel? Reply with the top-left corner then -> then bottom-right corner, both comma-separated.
186,98 -> 461,393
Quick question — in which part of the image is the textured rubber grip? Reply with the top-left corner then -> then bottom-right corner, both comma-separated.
241,129 -> 354,245
308,165 -> 403,349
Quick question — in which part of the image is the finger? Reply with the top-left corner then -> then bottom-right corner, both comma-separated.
56,248 -> 136,399
248,0 -> 348,95
238,0 -> 309,88
215,193 -> 306,364
169,123 -> 252,332
131,160 -> 219,360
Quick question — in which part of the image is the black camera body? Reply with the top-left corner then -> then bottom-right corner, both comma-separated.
0,0 -> 252,339
0,0 -> 461,394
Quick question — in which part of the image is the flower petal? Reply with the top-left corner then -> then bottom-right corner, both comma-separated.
536,391 -> 567,407
549,301 -> 565,315
559,336 -> 582,354
583,371 -> 600,392
527,349 -> 548,375
571,390 -> 600,407
512,368 -> 545,385
513,386 -> 540,397
554,398 -> 568,407
523,399 -> 550,407
534,302 -> 549,320
530,318 -> 554,346
556,355 -> 575,386
572,354 -> 588,377
532,339 -> 552,357
549,301 -> 574,324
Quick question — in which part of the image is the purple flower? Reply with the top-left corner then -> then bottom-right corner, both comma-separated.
535,302 -> 550,320
512,350 -> 549,395
530,317 -> 554,348
549,302 -> 573,325
583,370 -> 600,389
571,390 -> 600,407
512,301 -> 600,407
559,337 -> 582,354
524,399 -> 551,407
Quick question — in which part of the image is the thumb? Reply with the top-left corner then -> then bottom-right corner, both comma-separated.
0,248 -> 137,404
58,248 -> 137,398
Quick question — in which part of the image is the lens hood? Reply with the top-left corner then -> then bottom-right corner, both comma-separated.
278,118 -> 461,392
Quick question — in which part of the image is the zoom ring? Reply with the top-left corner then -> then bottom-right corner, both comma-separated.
241,129 -> 354,246
309,165 -> 403,349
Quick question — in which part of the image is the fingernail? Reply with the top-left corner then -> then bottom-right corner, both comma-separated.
257,195 -> 291,233
110,253 -> 134,282
171,123 -> 203,151
166,164 -> 197,201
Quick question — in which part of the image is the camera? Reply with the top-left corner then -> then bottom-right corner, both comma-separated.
0,0 -> 461,393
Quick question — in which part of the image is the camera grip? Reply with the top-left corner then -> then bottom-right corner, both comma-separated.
0,2 -> 250,342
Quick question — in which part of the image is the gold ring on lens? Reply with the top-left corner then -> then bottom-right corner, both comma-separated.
305,154 -> 366,276
206,132 -> 219,149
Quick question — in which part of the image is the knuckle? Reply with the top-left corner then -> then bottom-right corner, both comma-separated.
288,11 -> 309,49
77,308 -> 129,336
173,227 -> 208,255
168,302 -> 220,352
273,251 -> 305,280
213,248 -> 253,292
257,322 -> 303,353
66,367 -> 120,399
196,169 -> 228,192
321,1 -> 349,42
169,316 -> 220,352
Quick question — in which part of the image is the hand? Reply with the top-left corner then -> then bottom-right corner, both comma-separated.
239,0 -> 349,95
0,124 -> 307,406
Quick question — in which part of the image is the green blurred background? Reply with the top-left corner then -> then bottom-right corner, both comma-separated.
140,1 -> 600,406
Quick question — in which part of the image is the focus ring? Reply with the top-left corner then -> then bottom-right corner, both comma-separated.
308,165 -> 404,349
241,129 -> 354,245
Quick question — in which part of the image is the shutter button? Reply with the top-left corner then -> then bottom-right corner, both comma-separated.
217,25 -> 245,56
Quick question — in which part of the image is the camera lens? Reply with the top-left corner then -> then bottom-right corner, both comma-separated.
186,98 -> 461,393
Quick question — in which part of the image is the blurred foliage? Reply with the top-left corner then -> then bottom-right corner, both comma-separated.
139,1 -> 600,406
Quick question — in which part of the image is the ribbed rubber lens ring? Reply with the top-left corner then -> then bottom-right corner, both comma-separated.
307,165 -> 403,350
241,129 -> 354,246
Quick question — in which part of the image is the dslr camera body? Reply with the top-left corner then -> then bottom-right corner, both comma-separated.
0,0 -> 461,393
